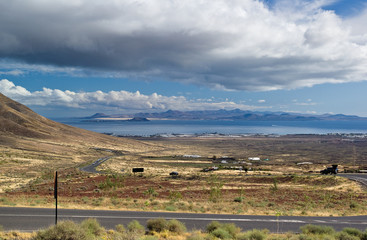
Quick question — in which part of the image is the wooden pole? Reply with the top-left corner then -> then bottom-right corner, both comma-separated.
54,171 -> 58,225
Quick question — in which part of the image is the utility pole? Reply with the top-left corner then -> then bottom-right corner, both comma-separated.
54,171 -> 58,225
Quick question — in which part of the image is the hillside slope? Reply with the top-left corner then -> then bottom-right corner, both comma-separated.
0,93 -> 164,191
0,93 -> 157,149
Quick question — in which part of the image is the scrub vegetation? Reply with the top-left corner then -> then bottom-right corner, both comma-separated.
1,218 -> 367,240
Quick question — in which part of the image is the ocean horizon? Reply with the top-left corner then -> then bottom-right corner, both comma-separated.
54,118 -> 367,137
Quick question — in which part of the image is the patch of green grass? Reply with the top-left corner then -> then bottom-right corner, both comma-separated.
165,205 -> 176,211
0,197 -> 16,206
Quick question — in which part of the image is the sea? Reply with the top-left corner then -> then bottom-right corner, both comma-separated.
54,118 -> 367,137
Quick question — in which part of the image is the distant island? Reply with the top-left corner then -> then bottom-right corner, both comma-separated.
83,115 -> 149,122
84,109 -> 366,121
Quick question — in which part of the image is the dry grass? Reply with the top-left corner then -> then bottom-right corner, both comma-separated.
2,166 -> 366,216
2,134 -> 367,216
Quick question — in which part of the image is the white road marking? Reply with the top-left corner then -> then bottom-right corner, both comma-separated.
0,214 -> 303,223
1,213 -> 366,225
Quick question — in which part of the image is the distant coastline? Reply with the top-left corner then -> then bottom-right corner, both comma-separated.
83,117 -> 150,122
58,117 -> 367,137
84,109 -> 367,122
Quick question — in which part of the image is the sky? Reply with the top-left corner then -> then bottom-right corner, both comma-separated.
0,0 -> 367,118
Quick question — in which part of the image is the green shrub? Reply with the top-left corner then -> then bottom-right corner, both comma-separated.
169,191 -> 183,202
297,235 -> 316,240
237,229 -> 267,240
0,224 -> 3,232
127,220 -> 145,235
140,236 -> 159,240
115,224 -> 126,233
33,220 -> 88,240
335,231 -> 360,240
206,221 -> 221,233
341,228 -> 363,238
147,218 -> 167,233
186,232 -> 205,240
80,218 -> 104,237
300,224 -> 335,235
167,219 -> 187,234
349,202 -> 360,210
165,205 -> 177,211
222,223 -> 241,238
234,197 -> 244,203
144,187 -> 158,197
266,236 -> 288,240
211,228 -> 232,239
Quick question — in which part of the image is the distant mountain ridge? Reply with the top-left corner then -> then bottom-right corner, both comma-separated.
86,109 -> 366,121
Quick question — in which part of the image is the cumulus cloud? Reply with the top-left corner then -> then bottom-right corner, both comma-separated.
0,79 -> 258,112
0,0 -> 366,91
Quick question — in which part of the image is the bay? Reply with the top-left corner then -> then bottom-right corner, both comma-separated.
55,118 -> 367,136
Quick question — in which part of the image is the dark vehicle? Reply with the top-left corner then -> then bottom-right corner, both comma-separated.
201,166 -> 219,172
320,165 -> 338,175
169,171 -> 179,176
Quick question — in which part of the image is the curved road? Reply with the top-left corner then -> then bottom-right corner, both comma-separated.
79,156 -> 112,173
0,207 -> 366,233
339,173 -> 367,187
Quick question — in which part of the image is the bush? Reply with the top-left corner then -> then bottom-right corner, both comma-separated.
300,224 -> 335,235
147,218 -> 167,233
234,197 -> 244,203
115,224 -> 126,234
341,228 -> 363,238
165,205 -> 177,211
349,202 -> 360,210
266,236 -> 288,240
206,221 -> 222,233
211,228 -> 232,239
296,235 -> 316,240
237,229 -> 267,240
80,218 -> 104,237
33,220 -> 88,240
222,223 -> 241,238
335,231 -> 360,240
186,232 -> 205,240
127,220 -> 145,235
140,236 -> 159,240
169,191 -> 183,202
167,219 -> 187,234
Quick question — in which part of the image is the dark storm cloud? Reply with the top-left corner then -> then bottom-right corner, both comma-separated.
0,0 -> 367,91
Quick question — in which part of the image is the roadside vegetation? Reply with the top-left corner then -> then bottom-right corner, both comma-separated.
2,165 -> 366,216
1,218 -> 367,240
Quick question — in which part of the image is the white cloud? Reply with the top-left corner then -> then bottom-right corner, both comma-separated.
258,99 -> 266,103
0,0 -> 366,91
0,79 -> 260,112
0,79 -> 31,96
0,69 -> 23,76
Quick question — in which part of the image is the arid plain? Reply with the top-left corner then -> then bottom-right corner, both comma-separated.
1,93 -> 366,216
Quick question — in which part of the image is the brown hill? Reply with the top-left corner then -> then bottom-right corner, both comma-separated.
0,93 -> 113,141
0,93 -> 164,191
0,92 -> 148,148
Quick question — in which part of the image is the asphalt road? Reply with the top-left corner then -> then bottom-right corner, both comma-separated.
339,173 -> 367,187
79,156 -> 112,173
0,207 -> 366,233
